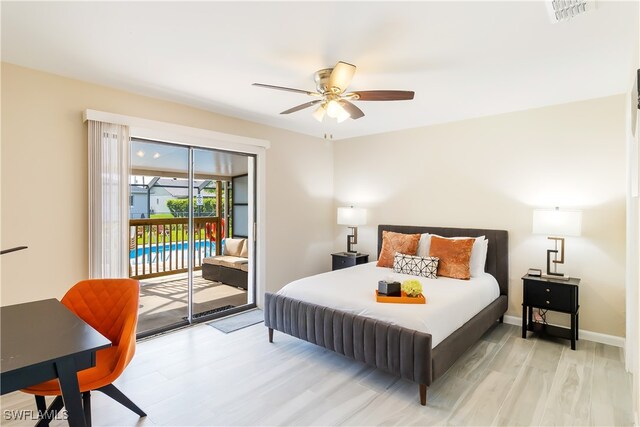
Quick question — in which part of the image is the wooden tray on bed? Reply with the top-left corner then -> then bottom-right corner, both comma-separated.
375,290 -> 426,304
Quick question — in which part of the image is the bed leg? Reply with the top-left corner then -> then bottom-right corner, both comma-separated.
419,384 -> 427,406
268,328 -> 274,343
499,315 -> 504,323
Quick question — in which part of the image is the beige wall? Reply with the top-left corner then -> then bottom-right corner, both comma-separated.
334,95 -> 627,337
1,62 -> 628,338
0,62 -> 334,305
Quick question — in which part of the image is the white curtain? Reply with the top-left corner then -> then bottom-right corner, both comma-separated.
88,120 -> 130,278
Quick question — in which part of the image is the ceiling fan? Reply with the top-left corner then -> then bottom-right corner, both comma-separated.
253,61 -> 415,123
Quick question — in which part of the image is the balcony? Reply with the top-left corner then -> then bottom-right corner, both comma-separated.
129,216 -> 222,279
130,216 -> 247,335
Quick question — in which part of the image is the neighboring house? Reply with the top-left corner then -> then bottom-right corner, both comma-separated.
129,186 -> 148,219
130,177 -> 217,218
149,185 -> 174,216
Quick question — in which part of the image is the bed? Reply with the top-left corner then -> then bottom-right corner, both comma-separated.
264,225 -> 508,405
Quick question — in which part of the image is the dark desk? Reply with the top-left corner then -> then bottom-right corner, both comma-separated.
1,299 -> 111,427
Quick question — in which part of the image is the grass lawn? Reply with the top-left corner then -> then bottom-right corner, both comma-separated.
150,213 -> 174,219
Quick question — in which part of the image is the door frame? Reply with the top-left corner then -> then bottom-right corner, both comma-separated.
85,109 -> 268,309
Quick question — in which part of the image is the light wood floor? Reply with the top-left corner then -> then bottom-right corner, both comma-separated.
0,322 -> 633,426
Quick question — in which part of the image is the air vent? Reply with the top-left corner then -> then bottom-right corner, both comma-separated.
546,0 -> 595,23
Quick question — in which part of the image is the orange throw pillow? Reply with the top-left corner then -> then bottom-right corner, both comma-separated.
429,236 -> 474,280
377,231 -> 421,268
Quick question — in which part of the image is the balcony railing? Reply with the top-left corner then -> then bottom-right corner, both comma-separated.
129,216 -> 222,280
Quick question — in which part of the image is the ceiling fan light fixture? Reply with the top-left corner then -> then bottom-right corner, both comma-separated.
253,60 -> 416,122
312,105 -> 327,122
336,107 -> 351,123
326,99 -> 346,119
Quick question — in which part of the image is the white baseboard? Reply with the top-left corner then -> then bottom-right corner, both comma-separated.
503,315 -> 625,348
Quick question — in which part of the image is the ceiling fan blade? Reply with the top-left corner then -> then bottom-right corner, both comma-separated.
253,83 -> 319,97
340,100 -> 365,120
280,99 -> 323,115
350,90 -> 415,101
328,61 -> 356,94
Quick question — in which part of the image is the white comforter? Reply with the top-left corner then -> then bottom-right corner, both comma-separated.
277,262 -> 500,347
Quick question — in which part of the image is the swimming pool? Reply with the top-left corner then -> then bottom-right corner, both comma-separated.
129,241 -> 219,260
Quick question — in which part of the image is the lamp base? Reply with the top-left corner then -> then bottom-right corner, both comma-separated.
345,226 -> 358,254
545,246 -> 568,278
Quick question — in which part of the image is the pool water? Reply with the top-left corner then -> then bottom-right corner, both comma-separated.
130,241 -> 219,260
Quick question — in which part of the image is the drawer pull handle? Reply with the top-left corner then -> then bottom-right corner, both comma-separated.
546,288 -> 550,292
546,300 -> 550,304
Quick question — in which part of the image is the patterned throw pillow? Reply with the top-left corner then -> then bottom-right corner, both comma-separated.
393,252 -> 439,279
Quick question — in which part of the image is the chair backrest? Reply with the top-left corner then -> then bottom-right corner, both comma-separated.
61,278 -> 140,345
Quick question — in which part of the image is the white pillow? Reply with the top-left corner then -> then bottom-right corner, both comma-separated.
426,234 -> 488,277
416,233 -> 431,257
471,238 -> 488,277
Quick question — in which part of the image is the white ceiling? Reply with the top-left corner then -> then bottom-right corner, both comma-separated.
2,1 -> 638,140
130,139 -> 249,177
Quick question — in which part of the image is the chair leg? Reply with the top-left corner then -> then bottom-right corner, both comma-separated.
35,395 -> 47,414
34,396 -> 63,427
83,391 -> 92,427
97,384 -> 146,417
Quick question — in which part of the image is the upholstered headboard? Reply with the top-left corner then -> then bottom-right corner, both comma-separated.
377,225 -> 509,296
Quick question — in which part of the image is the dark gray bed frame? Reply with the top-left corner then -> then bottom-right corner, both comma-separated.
264,225 -> 508,405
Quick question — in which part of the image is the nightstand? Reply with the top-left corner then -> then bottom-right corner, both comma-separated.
331,252 -> 369,271
521,274 -> 580,350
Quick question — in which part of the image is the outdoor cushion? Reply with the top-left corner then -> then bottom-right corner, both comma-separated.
202,257 -> 222,266
218,256 -> 249,269
203,255 -> 248,269
224,238 -> 246,257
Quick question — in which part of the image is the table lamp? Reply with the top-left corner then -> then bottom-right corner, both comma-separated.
337,206 -> 366,254
532,207 -> 582,278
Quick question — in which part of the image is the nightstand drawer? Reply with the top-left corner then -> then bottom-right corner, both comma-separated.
331,253 -> 369,271
332,256 -> 354,270
525,281 -> 573,312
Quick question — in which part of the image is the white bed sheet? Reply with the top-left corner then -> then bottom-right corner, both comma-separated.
276,262 -> 500,347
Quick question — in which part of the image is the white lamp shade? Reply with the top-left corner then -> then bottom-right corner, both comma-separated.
312,105 -> 326,122
337,207 -> 366,226
532,209 -> 582,237
326,100 -> 345,118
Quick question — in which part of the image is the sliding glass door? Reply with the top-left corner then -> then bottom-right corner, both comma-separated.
129,139 -> 255,337
130,140 -> 190,334
191,148 -> 254,319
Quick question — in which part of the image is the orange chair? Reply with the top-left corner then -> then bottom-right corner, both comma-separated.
22,278 -> 146,425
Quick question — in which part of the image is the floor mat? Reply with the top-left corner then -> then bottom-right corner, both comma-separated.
208,309 -> 264,333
